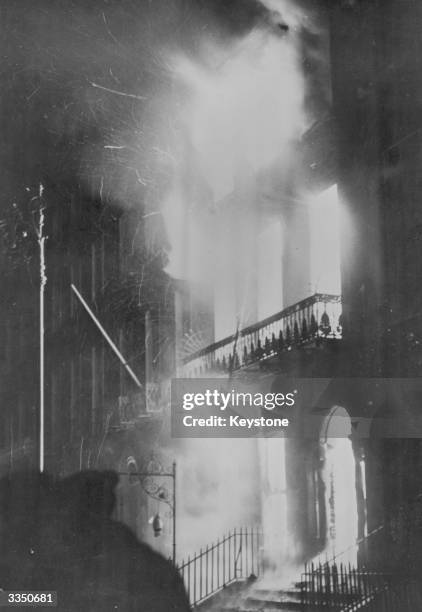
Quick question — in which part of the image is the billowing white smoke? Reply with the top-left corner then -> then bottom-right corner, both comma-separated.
175,438 -> 261,559
174,29 -> 304,200
160,0 -> 310,571
163,1 -> 307,284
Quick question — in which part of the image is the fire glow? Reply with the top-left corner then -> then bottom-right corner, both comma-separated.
174,28 -> 304,200
163,2 -> 306,284
160,0 -> 312,570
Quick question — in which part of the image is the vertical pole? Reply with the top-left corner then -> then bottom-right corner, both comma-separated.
205,545 -> 209,597
40,272 -> 44,474
173,461 -> 176,564
145,310 -> 153,384
187,556 -> 191,604
194,552 -> 197,604
38,196 -> 46,473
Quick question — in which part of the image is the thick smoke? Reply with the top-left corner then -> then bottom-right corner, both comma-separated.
159,0 -> 331,568
172,25 -> 304,199
175,439 -> 261,558
1,0 -> 330,568
161,0 -> 309,314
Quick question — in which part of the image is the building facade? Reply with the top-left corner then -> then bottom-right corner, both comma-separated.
177,0 -> 422,590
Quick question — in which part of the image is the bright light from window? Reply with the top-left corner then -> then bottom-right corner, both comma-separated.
257,219 -> 283,320
321,406 -> 358,566
310,184 -> 341,295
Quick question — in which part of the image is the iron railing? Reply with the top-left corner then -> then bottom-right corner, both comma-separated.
300,563 -> 392,611
301,496 -> 422,612
312,525 -> 385,569
300,563 -> 421,611
177,527 -> 263,608
344,579 -> 422,611
180,293 -> 342,377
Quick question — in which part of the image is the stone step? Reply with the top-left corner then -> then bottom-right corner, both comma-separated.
198,582 -> 312,612
249,588 -> 301,601
204,583 -> 366,612
244,597 -> 302,609
215,587 -> 304,612
219,605 -> 303,612
219,603 -> 325,612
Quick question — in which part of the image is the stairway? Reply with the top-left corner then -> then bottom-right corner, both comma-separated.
201,583 -> 303,611
233,586 -> 302,611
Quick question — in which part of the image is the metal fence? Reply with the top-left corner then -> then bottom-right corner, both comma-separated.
177,527 -> 263,607
348,579 -> 422,612
312,525 -> 385,569
300,563 -> 422,611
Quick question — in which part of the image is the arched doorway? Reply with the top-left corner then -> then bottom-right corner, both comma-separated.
319,406 -> 359,565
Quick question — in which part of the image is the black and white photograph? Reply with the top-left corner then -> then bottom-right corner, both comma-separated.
1,0 -> 422,610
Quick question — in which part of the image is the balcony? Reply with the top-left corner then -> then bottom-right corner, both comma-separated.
180,293 -> 342,378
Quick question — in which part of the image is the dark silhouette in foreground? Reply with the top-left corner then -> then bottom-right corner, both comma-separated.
0,470 -> 190,611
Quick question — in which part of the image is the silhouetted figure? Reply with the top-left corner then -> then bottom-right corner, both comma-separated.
0,470 -> 190,611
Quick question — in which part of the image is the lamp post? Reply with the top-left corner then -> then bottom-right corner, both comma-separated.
118,460 -> 176,564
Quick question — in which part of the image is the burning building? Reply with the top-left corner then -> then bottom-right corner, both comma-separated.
171,0 -> 422,608
1,0 -> 422,610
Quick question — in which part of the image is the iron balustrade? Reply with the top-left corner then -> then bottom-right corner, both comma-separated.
312,525 -> 385,569
301,493 -> 422,612
300,563 -> 421,611
343,579 -> 422,611
180,293 -> 342,378
300,563 -> 393,611
177,527 -> 263,608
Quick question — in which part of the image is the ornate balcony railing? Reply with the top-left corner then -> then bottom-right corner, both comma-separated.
180,293 -> 342,378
